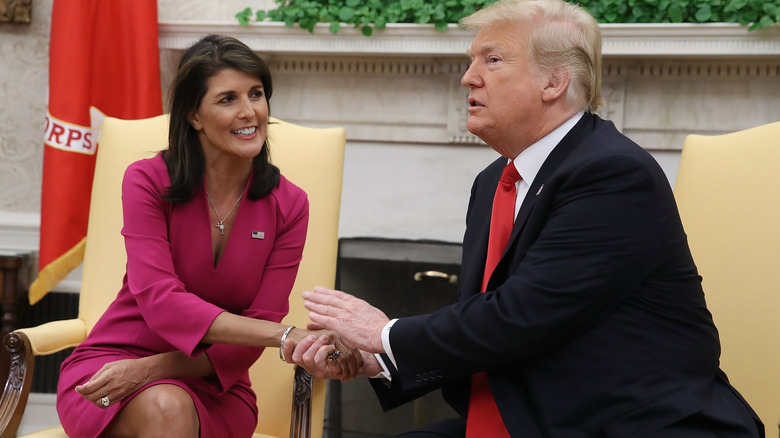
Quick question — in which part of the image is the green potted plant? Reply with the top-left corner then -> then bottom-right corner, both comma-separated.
236,0 -> 779,35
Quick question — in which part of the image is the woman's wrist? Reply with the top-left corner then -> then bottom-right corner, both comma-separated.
279,325 -> 296,361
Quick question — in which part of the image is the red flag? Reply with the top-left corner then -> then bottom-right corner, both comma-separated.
30,0 -> 162,304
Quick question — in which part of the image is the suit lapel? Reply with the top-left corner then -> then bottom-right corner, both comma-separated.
468,113 -> 600,294
462,158 -> 506,297
506,113 -> 597,245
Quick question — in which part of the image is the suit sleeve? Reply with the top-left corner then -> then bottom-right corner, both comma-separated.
386,151 -> 669,397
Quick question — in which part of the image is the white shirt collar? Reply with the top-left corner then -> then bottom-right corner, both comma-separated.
511,111 -> 585,187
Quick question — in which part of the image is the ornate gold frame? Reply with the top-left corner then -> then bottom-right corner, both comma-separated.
0,0 -> 32,24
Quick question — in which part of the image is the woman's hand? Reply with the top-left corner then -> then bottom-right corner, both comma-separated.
282,327 -> 364,381
75,357 -> 154,409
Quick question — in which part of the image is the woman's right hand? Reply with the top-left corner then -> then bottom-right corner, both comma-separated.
75,357 -> 154,409
282,327 -> 363,381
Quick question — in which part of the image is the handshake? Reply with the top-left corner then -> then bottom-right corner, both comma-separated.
280,286 -> 390,381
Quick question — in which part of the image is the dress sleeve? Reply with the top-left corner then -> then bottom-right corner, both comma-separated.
205,183 -> 309,392
121,159 -> 225,356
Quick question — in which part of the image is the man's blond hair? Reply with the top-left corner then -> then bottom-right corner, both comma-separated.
461,0 -> 605,112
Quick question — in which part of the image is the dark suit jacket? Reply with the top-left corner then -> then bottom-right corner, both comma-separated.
370,113 -> 763,437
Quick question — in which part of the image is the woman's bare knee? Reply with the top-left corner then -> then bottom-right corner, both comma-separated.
109,384 -> 199,438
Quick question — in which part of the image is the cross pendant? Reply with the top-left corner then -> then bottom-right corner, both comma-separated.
216,222 -> 225,235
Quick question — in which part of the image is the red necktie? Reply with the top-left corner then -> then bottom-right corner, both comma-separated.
466,161 -> 521,438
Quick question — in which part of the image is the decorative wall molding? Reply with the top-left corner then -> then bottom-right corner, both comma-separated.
0,212 -> 39,252
599,23 -> 780,58
604,60 -> 780,78
159,21 -> 780,58
0,212 -> 82,293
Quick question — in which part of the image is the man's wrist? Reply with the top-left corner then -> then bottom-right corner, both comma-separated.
381,319 -> 399,370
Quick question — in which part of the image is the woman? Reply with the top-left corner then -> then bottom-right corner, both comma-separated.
56,35 -> 359,438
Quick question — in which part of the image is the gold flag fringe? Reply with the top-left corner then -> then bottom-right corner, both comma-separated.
28,238 -> 86,305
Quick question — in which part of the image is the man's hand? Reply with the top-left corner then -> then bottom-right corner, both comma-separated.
281,327 -> 364,381
303,287 -> 389,354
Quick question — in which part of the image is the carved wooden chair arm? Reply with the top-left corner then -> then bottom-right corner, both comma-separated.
290,366 -> 313,438
0,319 -> 86,438
0,331 -> 35,438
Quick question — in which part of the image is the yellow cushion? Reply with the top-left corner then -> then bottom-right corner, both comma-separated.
674,121 -> 780,429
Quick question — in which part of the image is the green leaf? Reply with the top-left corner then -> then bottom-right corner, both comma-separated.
752,14 -> 774,28
724,0 -> 748,12
668,3 -> 684,21
339,6 -> 355,21
330,21 -> 341,33
241,0 -> 779,34
695,4 -> 712,21
235,7 -> 252,26
299,16 -> 317,32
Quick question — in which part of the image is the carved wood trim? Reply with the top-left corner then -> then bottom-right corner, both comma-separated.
0,0 -> 31,24
0,332 -> 34,438
289,366 -> 313,438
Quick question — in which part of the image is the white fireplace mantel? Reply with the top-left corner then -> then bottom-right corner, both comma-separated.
158,21 -> 780,58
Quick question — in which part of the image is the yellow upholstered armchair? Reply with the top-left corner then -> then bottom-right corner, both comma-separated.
674,121 -> 780,433
0,115 -> 346,438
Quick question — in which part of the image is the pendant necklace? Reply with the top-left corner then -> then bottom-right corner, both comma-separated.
206,189 -> 243,235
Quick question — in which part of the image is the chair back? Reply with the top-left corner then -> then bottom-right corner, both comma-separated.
80,115 -> 168,331
674,121 -> 780,430
85,115 -> 345,438
251,119 -> 345,438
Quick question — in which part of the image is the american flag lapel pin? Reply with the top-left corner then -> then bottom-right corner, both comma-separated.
252,230 -> 265,239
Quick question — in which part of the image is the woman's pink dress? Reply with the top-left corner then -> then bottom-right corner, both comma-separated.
56,154 -> 309,437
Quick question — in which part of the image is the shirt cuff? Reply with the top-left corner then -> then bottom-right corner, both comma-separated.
372,353 -> 392,381
381,318 -> 399,371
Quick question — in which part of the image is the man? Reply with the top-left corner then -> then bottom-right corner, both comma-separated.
289,0 -> 765,436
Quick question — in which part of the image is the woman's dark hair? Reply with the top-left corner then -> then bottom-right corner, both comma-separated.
162,34 -> 279,203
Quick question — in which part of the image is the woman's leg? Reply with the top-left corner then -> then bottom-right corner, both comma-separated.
109,384 -> 199,438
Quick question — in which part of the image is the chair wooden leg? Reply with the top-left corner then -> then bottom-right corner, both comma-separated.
290,366 -> 313,438
0,332 -> 35,438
